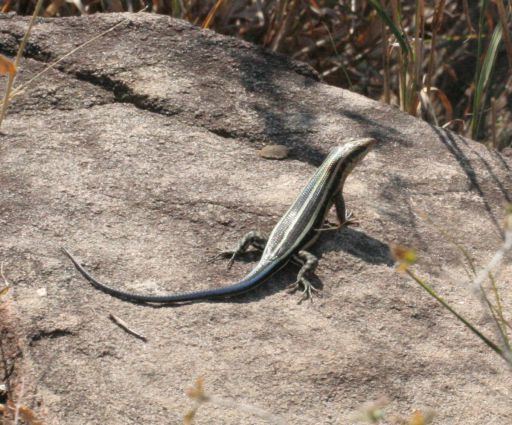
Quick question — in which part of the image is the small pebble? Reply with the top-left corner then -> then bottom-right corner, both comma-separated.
258,144 -> 289,160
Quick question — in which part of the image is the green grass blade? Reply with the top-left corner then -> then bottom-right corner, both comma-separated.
405,269 -> 508,363
471,23 -> 503,138
171,0 -> 182,18
471,4 -> 502,138
472,0 -> 490,96
368,0 -> 411,56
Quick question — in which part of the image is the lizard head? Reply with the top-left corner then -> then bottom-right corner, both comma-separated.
327,138 -> 376,187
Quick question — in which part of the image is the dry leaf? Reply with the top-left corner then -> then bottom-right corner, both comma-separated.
390,244 -> 417,272
186,377 -> 206,401
390,244 -> 417,264
44,0 -> 65,16
409,409 -> 435,425
0,0 -> 12,13
0,54 -> 16,77
0,285 -> 10,298
183,409 -> 197,425
18,405 -> 44,425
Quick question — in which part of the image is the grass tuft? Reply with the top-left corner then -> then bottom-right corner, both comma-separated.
2,1 -> 511,145
392,206 -> 512,368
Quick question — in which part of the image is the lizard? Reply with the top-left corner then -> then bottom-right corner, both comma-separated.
62,138 -> 376,303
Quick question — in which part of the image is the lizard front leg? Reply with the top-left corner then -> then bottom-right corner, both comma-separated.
317,192 -> 358,232
333,191 -> 359,227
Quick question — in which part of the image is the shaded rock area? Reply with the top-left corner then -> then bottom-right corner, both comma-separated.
1,12 -> 511,425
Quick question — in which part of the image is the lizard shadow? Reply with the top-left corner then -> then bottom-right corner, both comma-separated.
128,254 -> 321,308
132,227 -> 393,309
213,227 -> 393,304
207,227 -> 391,305
316,227 -> 394,266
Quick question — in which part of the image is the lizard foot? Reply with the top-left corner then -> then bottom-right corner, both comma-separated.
341,210 -> 359,227
287,277 -> 320,304
208,231 -> 267,270
207,251 -> 237,270
315,211 -> 359,233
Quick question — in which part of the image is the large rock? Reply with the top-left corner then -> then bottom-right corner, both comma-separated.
1,12 -> 511,425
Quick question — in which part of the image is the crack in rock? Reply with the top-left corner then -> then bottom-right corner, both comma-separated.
29,329 -> 73,346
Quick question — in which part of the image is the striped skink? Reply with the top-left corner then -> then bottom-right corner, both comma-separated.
62,138 -> 375,303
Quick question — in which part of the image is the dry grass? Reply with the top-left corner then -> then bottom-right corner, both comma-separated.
392,206 -> 512,369
183,378 -> 436,424
2,0 -> 511,147
1,264 -> 44,425
1,271 -> 44,424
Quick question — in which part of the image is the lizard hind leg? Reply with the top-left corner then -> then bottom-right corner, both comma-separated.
208,231 -> 267,270
287,250 -> 320,303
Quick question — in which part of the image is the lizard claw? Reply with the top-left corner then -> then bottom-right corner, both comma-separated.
342,210 -> 359,227
287,277 -> 320,303
315,211 -> 359,232
226,253 -> 236,270
207,251 -> 236,270
207,252 -> 225,263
